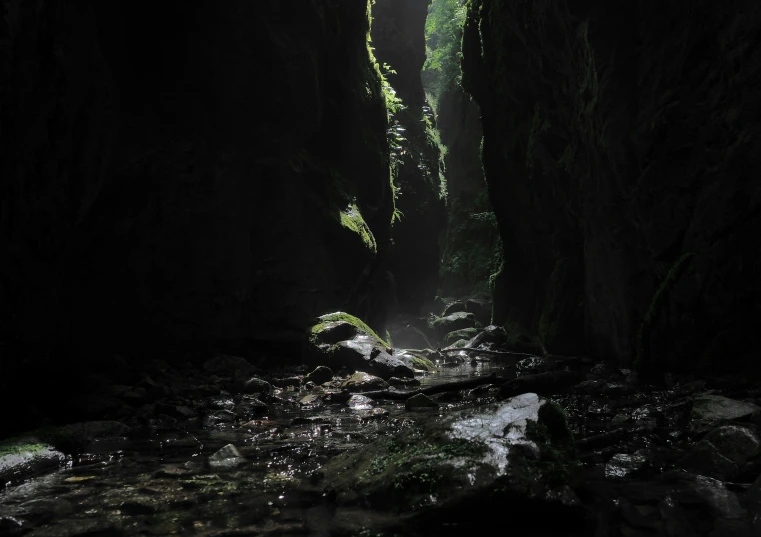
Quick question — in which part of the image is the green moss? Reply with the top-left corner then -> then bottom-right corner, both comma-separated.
635,252 -> 697,376
0,440 -> 49,458
312,312 -> 389,347
408,354 -> 436,371
444,327 -> 480,345
365,437 -> 487,492
340,204 -> 377,252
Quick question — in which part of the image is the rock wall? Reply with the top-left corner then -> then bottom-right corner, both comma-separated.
0,1 -> 394,383
371,0 -> 447,315
436,73 -> 501,298
463,0 -> 761,373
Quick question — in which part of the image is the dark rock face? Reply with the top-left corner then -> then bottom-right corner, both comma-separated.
462,0 -> 761,372
0,1 -> 394,395
370,0 -> 447,315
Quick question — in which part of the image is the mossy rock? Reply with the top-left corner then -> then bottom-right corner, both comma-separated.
318,393 -> 583,525
310,312 -> 389,347
443,327 -> 480,346
430,311 -> 476,338
397,350 -> 437,372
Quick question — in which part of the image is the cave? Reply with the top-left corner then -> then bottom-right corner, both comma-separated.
1,0 -> 760,535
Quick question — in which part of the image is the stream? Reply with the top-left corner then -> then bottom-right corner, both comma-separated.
1,354 -> 760,536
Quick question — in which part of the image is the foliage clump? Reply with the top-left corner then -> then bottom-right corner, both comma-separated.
423,0 -> 468,104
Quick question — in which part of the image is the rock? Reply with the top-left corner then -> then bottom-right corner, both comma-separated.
404,393 -> 438,411
431,311 -> 476,337
208,444 -> 246,469
0,438 -> 66,485
348,394 -> 374,410
270,377 -> 302,388
398,351 -> 437,372
237,377 -> 272,396
516,356 -> 556,375
443,327 -> 480,346
677,440 -> 738,480
605,452 -> 648,479
500,371 -> 584,399
678,425 -> 761,480
691,395 -> 761,431
309,321 -> 359,344
340,372 -> 389,392
572,379 -> 606,395
464,298 -> 492,325
202,410 -> 235,427
305,366 -> 334,385
331,336 -> 414,379
387,377 -> 420,388
319,393 -> 583,530
442,301 -> 467,316
356,408 -> 389,421
747,473 -> 761,534
704,425 -> 761,465
203,354 -> 256,377
299,394 -> 323,407
233,398 -> 268,418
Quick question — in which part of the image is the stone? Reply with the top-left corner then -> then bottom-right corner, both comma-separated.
691,395 -> 761,431
678,425 -> 761,480
238,377 -> 272,396
233,398 -> 268,417
325,335 -> 414,379
387,377 -> 420,388
305,366 -> 334,385
442,301 -> 467,316
431,311 -> 476,337
309,321 -> 358,345
605,452 -> 648,479
299,394 -> 322,407
677,440 -> 738,480
0,439 -> 66,485
208,444 -> 246,469
443,327 -> 480,346
348,394 -> 374,410
340,372 -> 388,392
405,393 -> 438,411
319,393 -> 584,530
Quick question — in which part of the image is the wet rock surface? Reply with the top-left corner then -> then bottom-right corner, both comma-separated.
2,350 -> 761,536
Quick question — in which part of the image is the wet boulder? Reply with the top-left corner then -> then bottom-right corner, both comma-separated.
441,300 -> 467,316
305,366 -> 334,385
443,328 -> 480,346
309,321 -> 358,345
318,393 -> 584,530
405,393 -> 438,411
678,425 -> 761,480
0,437 -> 66,486
431,311 -> 476,338
464,298 -> 492,325
208,444 -> 246,470
690,395 -> 761,432
308,313 -> 413,379
234,377 -> 272,396
340,372 -> 389,392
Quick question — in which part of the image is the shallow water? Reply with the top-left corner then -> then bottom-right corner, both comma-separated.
0,363 -> 515,537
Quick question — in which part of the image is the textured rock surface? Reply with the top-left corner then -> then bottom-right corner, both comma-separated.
0,1 -> 395,414
462,0 -> 761,372
319,393 -> 584,529
371,0 -> 447,314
